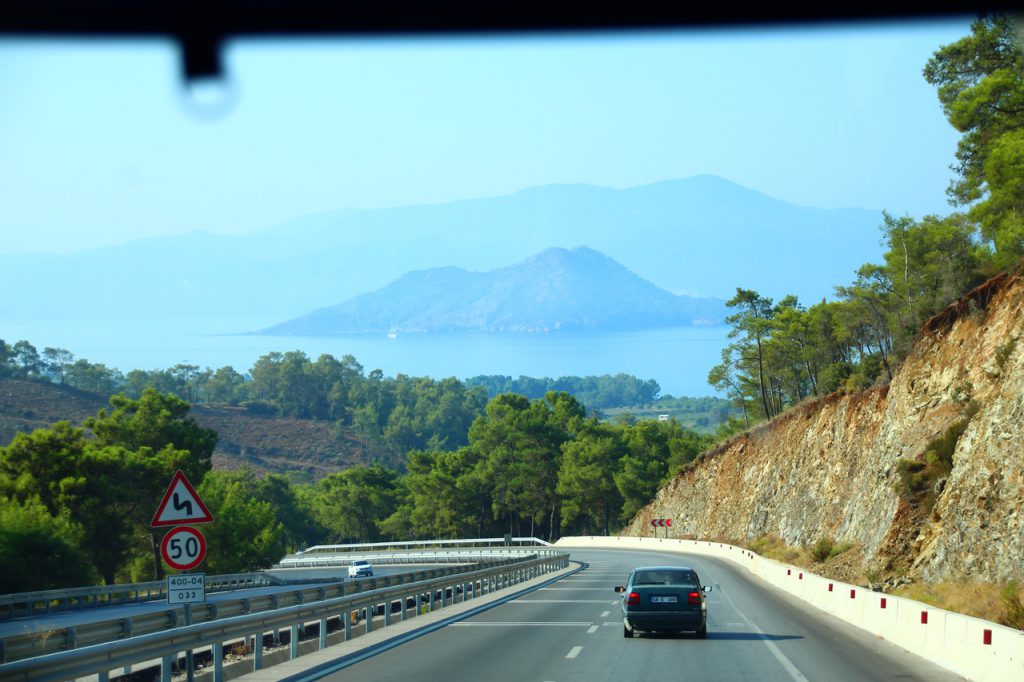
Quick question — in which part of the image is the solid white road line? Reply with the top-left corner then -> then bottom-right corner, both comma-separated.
714,585 -> 809,682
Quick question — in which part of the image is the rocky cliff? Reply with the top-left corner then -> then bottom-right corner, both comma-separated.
626,273 -> 1024,583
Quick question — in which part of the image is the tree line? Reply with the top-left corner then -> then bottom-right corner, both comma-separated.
0,388 -> 710,592
710,16 -> 1023,427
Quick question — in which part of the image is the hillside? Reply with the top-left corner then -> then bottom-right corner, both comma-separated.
625,273 -> 1024,585
261,246 -> 726,335
0,379 -> 389,482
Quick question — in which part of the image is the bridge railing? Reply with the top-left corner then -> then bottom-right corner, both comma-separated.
276,547 -> 561,568
0,573 -> 274,621
0,554 -> 554,665
291,536 -> 552,557
0,551 -> 570,682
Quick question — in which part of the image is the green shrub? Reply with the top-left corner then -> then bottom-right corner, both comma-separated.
995,338 -> 1017,370
828,542 -> 854,560
810,536 -> 834,562
896,458 -> 928,497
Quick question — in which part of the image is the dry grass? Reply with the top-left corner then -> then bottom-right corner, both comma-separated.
891,582 -> 1024,628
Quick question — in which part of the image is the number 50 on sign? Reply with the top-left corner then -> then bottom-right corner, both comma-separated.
160,525 -> 207,571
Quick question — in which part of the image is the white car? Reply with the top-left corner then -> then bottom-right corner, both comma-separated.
348,559 -> 373,578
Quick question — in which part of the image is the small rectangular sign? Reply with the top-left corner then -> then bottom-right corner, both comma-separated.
167,573 -> 206,604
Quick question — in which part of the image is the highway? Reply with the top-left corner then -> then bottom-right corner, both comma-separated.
302,548 -> 964,682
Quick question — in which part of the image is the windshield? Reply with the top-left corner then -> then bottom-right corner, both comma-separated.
0,8 -> 999,588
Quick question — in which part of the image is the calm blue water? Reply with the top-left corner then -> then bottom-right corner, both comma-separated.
0,316 -> 729,398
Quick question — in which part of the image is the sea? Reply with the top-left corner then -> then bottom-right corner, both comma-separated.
0,316 -> 730,398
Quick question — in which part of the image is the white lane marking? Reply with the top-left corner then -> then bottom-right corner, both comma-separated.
509,599 -> 611,603
450,618 -> 593,622
566,646 -> 583,659
715,586 -> 809,682
587,625 -> 599,634
600,611 -> 610,617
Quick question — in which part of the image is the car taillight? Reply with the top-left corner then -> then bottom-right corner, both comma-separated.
688,591 -> 701,605
626,592 -> 641,605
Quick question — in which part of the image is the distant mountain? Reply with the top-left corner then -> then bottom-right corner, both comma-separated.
0,176 -> 884,320
261,247 -> 727,335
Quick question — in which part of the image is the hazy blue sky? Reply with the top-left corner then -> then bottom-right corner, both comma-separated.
1,17 -> 974,255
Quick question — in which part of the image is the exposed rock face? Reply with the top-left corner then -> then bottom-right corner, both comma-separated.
626,274 -> 1024,582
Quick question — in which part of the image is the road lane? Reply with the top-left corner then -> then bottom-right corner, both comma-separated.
306,548 -> 964,682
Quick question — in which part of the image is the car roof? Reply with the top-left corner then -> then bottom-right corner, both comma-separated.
631,565 -> 695,572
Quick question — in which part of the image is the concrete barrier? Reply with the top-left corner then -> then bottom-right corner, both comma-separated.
555,536 -> 1023,682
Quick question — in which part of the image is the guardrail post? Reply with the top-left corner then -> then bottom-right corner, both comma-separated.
254,633 -> 264,670
161,654 -> 173,681
384,602 -> 392,627
319,617 -> 327,649
401,595 -> 408,621
98,671 -> 109,682
343,610 -> 352,641
66,626 -> 77,650
290,624 -> 299,659
212,642 -> 223,682
416,592 -> 423,616
430,589 -> 436,612
365,606 -> 373,634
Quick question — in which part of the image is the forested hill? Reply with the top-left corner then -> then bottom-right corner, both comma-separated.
260,246 -> 726,335
0,378 -> 383,481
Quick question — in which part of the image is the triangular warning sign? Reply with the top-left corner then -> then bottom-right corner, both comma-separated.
151,470 -> 214,527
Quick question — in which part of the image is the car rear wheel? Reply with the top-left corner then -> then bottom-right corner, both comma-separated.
623,623 -> 634,638
695,625 -> 707,639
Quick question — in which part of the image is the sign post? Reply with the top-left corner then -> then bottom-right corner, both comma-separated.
152,471 -> 213,682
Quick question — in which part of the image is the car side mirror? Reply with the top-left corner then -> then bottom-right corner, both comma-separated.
614,586 -> 625,593
703,585 -> 713,593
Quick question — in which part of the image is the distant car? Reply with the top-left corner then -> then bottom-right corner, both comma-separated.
348,559 -> 373,578
615,566 -> 711,638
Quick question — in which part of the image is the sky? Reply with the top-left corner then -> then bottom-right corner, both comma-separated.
0,16 -> 975,255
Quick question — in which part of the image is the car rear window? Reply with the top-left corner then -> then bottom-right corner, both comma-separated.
632,569 -> 698,586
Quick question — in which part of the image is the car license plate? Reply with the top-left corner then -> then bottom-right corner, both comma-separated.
650,596 -> 678,603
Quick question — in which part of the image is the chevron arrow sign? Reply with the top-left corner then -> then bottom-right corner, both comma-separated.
650,518 -> 672,527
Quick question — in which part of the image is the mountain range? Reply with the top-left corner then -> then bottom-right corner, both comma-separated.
0,175 -> 884,321
260,246 -> 726,335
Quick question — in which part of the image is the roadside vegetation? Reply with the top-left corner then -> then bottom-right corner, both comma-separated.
708,15 -> 1023,430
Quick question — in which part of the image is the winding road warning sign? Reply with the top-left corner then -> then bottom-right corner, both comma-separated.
151,470 -> 214,527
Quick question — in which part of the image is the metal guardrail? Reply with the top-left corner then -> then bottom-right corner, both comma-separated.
0,573 -> 274,621
0,555 -> 537,665
0,552 -> 570,682
293,537 -> 552,556
277,548 -> 558,568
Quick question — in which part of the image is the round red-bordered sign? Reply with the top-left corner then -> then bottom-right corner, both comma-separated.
160,526 -> 207,571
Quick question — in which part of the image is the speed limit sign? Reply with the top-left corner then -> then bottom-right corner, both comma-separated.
160,526 -> 207,571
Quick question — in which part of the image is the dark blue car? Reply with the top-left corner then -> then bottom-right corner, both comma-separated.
615,566 -> 712,638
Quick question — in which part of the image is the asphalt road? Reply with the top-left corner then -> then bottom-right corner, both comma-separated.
307,548 -> 965,682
